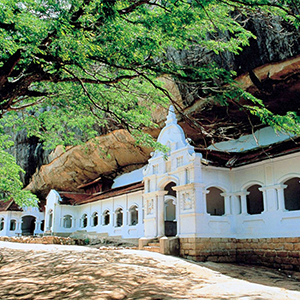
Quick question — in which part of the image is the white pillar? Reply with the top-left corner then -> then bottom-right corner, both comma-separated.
124,209 -> 128,226
239,192 -> 249,214
16,219 -> 22,234
258,187 -> 268,212
221,193 -> 231,215
231,194 -> 241,215
34,219 -> 40,235
175,198 -> 180,236
202,190 -> 209,214
157,191 -> 167,237
276,184 -> 287,211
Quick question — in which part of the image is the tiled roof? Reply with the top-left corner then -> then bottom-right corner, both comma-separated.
58,181 -> 144,206
58,193 -> 91,205
196,137 -> 300,168
0,199 -> 22,212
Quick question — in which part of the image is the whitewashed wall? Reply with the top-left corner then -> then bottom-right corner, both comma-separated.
46,189 -> 144,238
0,208 -> 44,237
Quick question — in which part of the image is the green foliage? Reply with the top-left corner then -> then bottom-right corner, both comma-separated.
0,124 -> 38,206
0,0 -> 299,204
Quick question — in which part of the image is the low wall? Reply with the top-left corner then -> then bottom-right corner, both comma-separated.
180,237 -> 300,271
180,237 -> 236,263
236,237 -> 300,271
0,236 -> 86,245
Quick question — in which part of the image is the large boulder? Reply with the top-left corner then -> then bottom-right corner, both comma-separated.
26,129 -> 151,197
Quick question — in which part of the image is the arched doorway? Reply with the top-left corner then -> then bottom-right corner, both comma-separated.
164,182 -> 177,236
21,216 -> 36,236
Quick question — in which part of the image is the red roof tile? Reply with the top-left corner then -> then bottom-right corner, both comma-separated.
59,181 -> 144,206
0,199 -> 22,212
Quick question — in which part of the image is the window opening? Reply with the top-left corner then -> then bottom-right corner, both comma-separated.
115,208 -> 123,227
206,187 -> 225,216
246,185 -> 264,214
63,215 -> 72,228
0,218 -> 4,231
129,205 -> 138,225
176,156 -> 183,167
284,178 -> 300,211
185,168 -> 190,184
10,219 -> 16,231
40,220 -> 44,231
164,182 -> 176,197
92,212 -> 98,227
81,214 -> 88,228
103,210 -> 110,225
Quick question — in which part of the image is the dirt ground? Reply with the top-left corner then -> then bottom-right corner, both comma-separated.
0,242 -> 300,299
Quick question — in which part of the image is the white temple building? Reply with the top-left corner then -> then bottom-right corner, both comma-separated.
43,106 -> 300,242
0,200 -> 44,237
1,106 -> 300,266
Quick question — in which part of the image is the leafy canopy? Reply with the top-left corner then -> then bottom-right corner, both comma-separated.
0,0 -> 299,204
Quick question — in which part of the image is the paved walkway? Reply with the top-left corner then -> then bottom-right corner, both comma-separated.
0,241 -> 299,299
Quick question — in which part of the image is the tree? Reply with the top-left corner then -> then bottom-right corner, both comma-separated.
0,0 -> 299,204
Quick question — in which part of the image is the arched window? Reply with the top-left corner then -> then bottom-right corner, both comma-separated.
246,185 -> 264,214
206,187 -> 224,216
284,178 -> 300,211
63,215 -> 72,228
0,218 -> 4,231
115,208 -> 123,227
10,219 -> 16,231
103,210 -> 110,225
129,205 -> 138,226
81,214 -> 88,228
92,212 -> 98,227
164,182 -> 176,197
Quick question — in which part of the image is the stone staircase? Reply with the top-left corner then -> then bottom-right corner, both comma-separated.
143,241 -> 160,253
139,236 -> 180,256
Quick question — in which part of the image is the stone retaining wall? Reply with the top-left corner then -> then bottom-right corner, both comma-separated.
0,236 -> 86,245
180,237 -> 236,262
236,237 -> 300,271
180,237 -> 300,271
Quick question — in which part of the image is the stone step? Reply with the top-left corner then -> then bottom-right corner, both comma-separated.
143,246 -> 160,253
148,242 -> 160,247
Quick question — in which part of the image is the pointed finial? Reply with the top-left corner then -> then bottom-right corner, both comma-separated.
165,105 -> 177,125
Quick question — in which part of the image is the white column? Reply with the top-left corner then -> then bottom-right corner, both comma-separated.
112,212 -> 116,227
175,198 -> 180,236
157,191 -> 167,237
221,193 -> 231,215
16,219 -> 22,234
124,209 -> 128,226
258,187 -> 268,212
34,219 -> 40,235
231,194 -> 241,215
276,184 -> 287,211
239,192 -> 249,214
202,190 -> 209,214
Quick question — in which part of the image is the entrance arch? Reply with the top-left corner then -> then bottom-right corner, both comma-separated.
164,182 -> 177,236
21,216 -> 36,236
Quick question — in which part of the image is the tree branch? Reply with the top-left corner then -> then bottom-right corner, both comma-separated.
118,0 -> 151,15
0,50 -> 22,87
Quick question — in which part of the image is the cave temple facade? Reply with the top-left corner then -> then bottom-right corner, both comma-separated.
43,106 -> 300,246
1,106 -> 300,265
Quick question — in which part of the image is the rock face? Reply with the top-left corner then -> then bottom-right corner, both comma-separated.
7,130 -> 52,186
26,129 -> 151,197
10,10 -> 300,198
